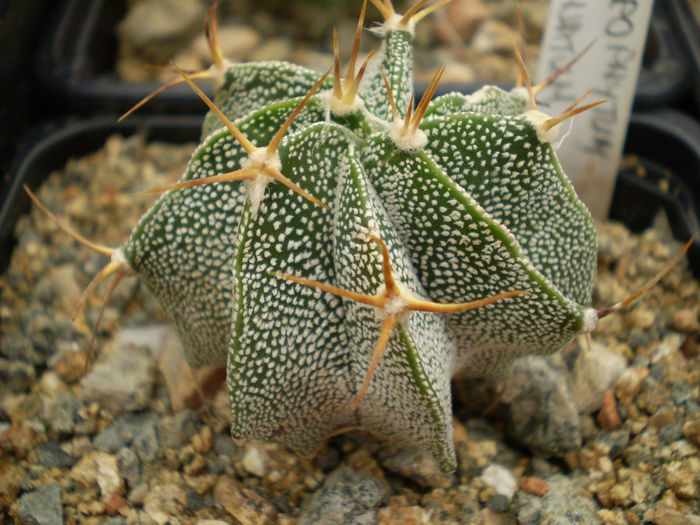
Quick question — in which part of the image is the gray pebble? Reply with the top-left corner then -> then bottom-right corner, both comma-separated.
298,467 -> 387,525
94,412 -> 158,452
504,357 -> 582,457
41,391 -> 83,436
80,343 -> 155,413
514,474 -> 598,525
118,0 -> 205,60
157,409 -> 197,450
0,358 -> 35,394
487,493 -> 511,512
116,447 -> 141,488
132,418 -> 160,462
35,442 -> 76,469
17,482 -> 63,525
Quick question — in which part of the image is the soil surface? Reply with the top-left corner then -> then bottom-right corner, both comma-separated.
1,128 -> 698,524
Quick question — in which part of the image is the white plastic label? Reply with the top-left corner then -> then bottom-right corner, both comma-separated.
536,0 -> 654,220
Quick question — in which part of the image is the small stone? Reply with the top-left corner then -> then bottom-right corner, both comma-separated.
487,493 -> 511,512
105,493 -> 128,516
192,25 -> 261,62
80,342 -> 155,413
377,505 -> 430,524
472,19 -> 518,55
116,447 -> 141,488
515,474 -> 598,525
241,443 -> 268,478
118,0 -> 206,61
17,482 -> 63,525
480,464 -> 517,500
682,416 -> 700,447
143,483 -> 186,518
597,390 -> 623,431
520,477 -> 549,496
35,442 -> 76,469
0,358 -> 36,394
673,309 -> 698,332
434,0 -> 489,41
615,366 -> 649,405
298,467 -> 387,525
158,409 -> 196,450
504,356 -> 582,457
213,475 -> 277,525
569,342 -> 627,413
132,418 -> 160,462
70,454 -> 97,489
95,453 -> 124,502
379,446 -> 452,489
644,505 -> 700,525
630,308 -> 656,330
185,454 -> 207,476
649,406 -> 677,429
40,391 -> 83,436
192,425 -> 214,454
664,460 -> 699,500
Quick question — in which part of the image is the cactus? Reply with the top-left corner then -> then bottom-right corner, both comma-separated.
26,0 -> 692,473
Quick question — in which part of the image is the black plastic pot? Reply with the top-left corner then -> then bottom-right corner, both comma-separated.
0,115 -> 203,273
611,109 -> 700,273
37,0 -> 700,118
35,0 -> 213,115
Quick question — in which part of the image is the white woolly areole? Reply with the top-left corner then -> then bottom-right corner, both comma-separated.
242,147 -> 282,173
582,308 -> 598,334
389,119 -> 428,151
320,89 -> 364,117
110,248 -> 130,269
208,59 -> 234,88
240,148 -> 282,217
245,174 -> 273,217
523,110 -> 559,144
383,13 -> 415,36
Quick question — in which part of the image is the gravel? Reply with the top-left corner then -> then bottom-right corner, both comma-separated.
1,128 -> 697,523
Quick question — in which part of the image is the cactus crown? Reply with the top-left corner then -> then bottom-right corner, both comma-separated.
26,0 -> 691,472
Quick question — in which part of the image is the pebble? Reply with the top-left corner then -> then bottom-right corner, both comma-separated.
116,447 -> 141,488
40,391 -> 83,436
158,409 -> 197,450
673,309 -> 698,332
479,464 -> 517,500
95,453 -> 124,502
0,358 -> 36,394
17,482 -> 63,525
213,475 -> 277,525
241,443 -> 268,478
298,467 -> 387,525
598,390 -> 623,431
520,477 -> 549,496
379,446 -> 453,489
514,474 -> 598,525
569,342 -> 627,413
35,442 -> 76,469
118,0 -> 206,61
504,356 -> 582,457
80,342 -> 155,413
615,366 -> 649,405
471,19 -> 518,55
192,24 -> 262,63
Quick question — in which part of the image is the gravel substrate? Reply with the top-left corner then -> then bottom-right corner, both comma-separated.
1,133 -> 698,524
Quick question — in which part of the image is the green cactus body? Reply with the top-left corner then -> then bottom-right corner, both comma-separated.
106,2 -> 599,471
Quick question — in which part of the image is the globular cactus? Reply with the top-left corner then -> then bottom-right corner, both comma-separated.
28,0 -> 691,473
